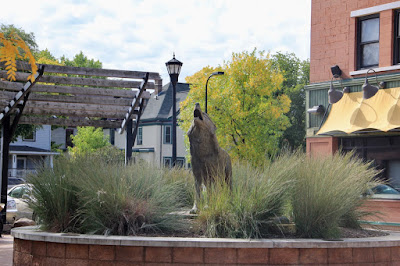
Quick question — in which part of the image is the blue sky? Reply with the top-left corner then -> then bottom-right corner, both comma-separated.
2,0 -> 311,83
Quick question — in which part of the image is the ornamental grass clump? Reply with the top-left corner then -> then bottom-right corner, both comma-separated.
196,154 -> 299,238
28,156 -> 80,232
162,166 -> 194,208
290,151 -> 379,239
28,155 -> 187,235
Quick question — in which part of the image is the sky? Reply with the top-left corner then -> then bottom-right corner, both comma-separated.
1,0 -> 311,83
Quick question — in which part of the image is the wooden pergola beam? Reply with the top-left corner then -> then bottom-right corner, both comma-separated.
0,71 -> 156,89
0,80 -> 145,98
0,67 -> 45,121
19,116 -> 121,128
18,107 -> 133,119
0,90 -> 151,107
119,73 -> 149,133
0,61 -> 162,80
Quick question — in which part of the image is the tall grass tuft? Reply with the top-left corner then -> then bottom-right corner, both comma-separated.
162,167 -> 194,208
290,151 -> 379,239
28,155 -> 188,235
28,156 -> 80,232
196,154 -> 299,238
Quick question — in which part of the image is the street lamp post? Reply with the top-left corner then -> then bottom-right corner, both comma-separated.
205,71 -> 224,113
165,54 -> 183,167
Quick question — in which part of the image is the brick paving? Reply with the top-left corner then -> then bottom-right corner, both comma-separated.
0,234 -> 13,266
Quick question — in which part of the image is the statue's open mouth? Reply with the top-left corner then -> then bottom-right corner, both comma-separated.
194,109 -> 203,120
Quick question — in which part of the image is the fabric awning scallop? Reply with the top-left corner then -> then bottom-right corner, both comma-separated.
317,87 -> 400,135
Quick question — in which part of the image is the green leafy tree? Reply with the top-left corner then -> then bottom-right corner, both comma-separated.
0,24 -> 38,53
61,51 -> 102,68
35,48 -> 58,63
271,52 -> 310,149
68,127 -> 110,157
180,49 -> 291,166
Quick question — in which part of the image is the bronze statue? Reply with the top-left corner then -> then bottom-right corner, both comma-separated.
187,103 -> 232,213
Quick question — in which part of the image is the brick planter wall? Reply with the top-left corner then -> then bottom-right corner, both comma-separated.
12,227 -> 400,265
362,199 -> 400,224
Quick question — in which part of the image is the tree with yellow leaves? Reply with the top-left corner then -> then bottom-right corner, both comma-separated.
180,49 -> 291,166
0,30 -> 37,81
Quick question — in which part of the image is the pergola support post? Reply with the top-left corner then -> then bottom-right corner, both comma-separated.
0,115 -> 11,225
0,67 -> 44,233
125,119 -> 133,164
132,99 -> 145,147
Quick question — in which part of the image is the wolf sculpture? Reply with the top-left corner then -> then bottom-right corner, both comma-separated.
187,103 -> 232,213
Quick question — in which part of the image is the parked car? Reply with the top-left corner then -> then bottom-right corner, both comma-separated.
7,177 -> 26,190
366,184 -> 400,200
6,184 -> 34,224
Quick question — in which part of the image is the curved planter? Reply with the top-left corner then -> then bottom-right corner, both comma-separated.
11,226 -> 400,265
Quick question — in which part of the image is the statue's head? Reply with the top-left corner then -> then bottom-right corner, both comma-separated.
187,103 -> 216,139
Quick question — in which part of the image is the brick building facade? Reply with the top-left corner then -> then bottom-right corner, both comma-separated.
310,0 -> 400,84
307,0 -> 400,187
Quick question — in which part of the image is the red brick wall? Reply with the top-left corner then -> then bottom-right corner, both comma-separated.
362,199 -> 400,224
311,0 -> 398,83
306,136 -> 339,156
12,238 -> 400,265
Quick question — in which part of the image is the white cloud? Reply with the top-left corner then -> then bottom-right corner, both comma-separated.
1,0 -> 311,82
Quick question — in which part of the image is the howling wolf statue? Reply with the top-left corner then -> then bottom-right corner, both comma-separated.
187,103 -> 232,213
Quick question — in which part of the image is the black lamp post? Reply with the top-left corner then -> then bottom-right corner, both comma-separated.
165,54 -> 182,167
205,71 -> 224,113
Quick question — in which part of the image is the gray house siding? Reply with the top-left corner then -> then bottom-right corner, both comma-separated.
12,125 -> 52,150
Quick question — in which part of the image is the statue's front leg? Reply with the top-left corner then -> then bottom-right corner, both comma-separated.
190,178 -> 202,214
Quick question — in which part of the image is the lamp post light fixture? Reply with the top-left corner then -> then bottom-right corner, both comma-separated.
165,54 -> 183,167
205,71 -> 224,113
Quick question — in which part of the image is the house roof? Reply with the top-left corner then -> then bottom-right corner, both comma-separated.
141,83 -> 190,122
9,145 -> 59,156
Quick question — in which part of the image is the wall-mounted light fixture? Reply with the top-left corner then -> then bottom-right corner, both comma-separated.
307,105 -> 325,115
362,69 -> 385,99
331,65 -> 342,78
328,77 -> 344,104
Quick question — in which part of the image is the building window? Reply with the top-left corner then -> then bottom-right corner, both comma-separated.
109,128 -> 115,145
394,10 -> 400,65
357,14 -> 380,69
137,127 -> 143,145
163,157 -> 172,167
22,130 -> 36,142
17,158 -> 26,169
163,157 -> 185,168
164,125 -> 172,144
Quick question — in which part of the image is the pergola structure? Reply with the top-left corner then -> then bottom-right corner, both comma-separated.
0,61 -> 162,224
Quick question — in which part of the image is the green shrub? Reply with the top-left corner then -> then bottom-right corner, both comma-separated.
290,151 -> 378,239
28,155 -> 187,235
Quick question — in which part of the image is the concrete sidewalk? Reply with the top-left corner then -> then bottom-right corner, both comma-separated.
0,234 -> 13,266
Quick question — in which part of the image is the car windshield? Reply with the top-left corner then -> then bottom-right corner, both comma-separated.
371,184 -> 400,194
8,185 -> 31,199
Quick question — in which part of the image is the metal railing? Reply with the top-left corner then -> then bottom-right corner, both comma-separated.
8,168 -> 37,178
